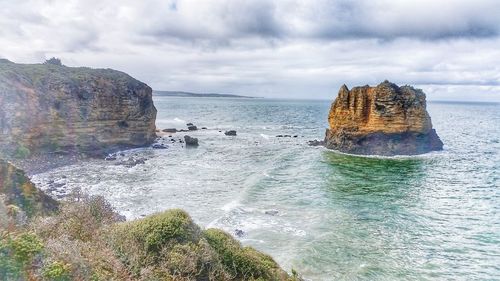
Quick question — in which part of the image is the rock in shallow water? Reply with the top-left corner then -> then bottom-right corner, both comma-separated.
184,135 -> 199,147
224,130 -> 237,136
324,81 -> 443,156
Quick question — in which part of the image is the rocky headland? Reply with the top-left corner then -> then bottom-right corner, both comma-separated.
324,81 -> 443,155
0,59 -> 157,161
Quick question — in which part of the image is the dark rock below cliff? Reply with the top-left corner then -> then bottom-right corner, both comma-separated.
0,60 -> 157,158
324,81 -> 443,155
184,135 -> 199,147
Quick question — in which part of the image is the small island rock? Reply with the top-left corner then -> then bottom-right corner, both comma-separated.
324,81 -> 443,155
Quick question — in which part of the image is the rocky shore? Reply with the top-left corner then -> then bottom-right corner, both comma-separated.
324,81 -> 443,155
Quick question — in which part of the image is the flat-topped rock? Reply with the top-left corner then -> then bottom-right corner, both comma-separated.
0,60 -> 157,157
324,81 -> 443,155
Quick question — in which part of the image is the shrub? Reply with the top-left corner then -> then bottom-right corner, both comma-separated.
35,189 -> 122,242
43,260 -> 71,281
204,228 -> 287,280
14,145 -> 30,159
10,232 -> 44,265
44,57 -> 62,66
111,209 -> 200,254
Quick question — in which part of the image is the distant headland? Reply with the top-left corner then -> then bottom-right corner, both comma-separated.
154,90 -> 258,98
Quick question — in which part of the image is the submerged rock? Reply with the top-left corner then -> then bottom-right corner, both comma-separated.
184,135 -> 199,147
234,229 -> 245,237
224,130 -> 237,136
187,125 -> 198,131
152,143 -> 168,149
162,128 -> 177,133
308,140 -> 324,146
324,81 -> 443,155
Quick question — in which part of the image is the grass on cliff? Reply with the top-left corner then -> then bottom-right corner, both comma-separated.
0,187 -> 301,281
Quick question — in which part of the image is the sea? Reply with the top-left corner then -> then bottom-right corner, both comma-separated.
32,97 -> 500,281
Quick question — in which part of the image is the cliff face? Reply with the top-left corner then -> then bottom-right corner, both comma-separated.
325,81 -> 443,155
0,159 -> 58,219
0,60 -> 157,156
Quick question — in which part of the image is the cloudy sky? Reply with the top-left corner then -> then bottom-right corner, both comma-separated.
1,0 -> 500,101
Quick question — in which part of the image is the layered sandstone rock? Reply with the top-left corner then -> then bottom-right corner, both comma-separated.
0,60 -> 157,156
324,81 -> 443,155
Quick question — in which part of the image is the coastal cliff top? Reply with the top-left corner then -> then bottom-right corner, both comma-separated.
0,58 -> 148,92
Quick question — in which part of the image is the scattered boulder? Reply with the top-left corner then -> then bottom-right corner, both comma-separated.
184,135 -> 199,147
162,128 -> 177,133
105,155 -> 117,161
308,140 -> 324,146
265,210 -> 279,216
234,229 -> 245,237
118,157 -> 147,167
225,130 -> 237,136
276,135 -> 283,138
152,143 -> 168,149
188,125 -> 198,131
201,127 -> 208,130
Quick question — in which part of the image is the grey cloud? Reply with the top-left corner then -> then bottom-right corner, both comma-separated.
138,0 -> 500,43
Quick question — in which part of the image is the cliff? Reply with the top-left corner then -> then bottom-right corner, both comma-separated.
0,59 -> 157,157
324,81 -> 443,155
0,159 -> 58,221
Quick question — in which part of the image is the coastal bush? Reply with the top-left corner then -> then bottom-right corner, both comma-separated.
42,260 -> 71,280
13,145 -> 30,159
1,177 -> 298,280
108,209 -> 202,274
10,232 -> 44,265
35,189 -> 122,241
43,57 -> 62,66
204,228 -> 288,280
0,232 -> 44,279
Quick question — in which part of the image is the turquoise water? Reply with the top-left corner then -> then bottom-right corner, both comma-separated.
33,97 -> 500,280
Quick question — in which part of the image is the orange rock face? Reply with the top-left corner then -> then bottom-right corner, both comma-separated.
0,60 -> 157,157
324,81 -> 443,155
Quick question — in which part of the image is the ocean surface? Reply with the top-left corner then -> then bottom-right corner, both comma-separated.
32,97 -> 500,281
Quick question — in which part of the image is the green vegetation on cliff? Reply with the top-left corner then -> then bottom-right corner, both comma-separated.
0,160 -> 299,281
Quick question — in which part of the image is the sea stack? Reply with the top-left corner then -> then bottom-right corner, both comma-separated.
0,59 -> 157,156
324,81 -> 443,155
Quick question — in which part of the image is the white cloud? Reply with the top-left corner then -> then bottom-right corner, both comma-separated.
0,0 -> 499,101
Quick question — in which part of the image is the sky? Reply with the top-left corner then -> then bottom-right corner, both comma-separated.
1,0 -> 500,101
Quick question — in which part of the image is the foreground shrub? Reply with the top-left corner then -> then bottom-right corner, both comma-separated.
109,209 -> 202,274
0,232 -> 44,280
35,189 -> 123,242
42,260 -> 71,281
204,229 -> 289,281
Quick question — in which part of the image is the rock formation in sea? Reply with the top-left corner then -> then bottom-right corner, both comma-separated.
324,80 -> 443,155
0,59 -> 157,157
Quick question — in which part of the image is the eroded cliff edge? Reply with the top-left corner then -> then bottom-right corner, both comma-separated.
324,81 -> 443,155
0,59 -> 157,157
